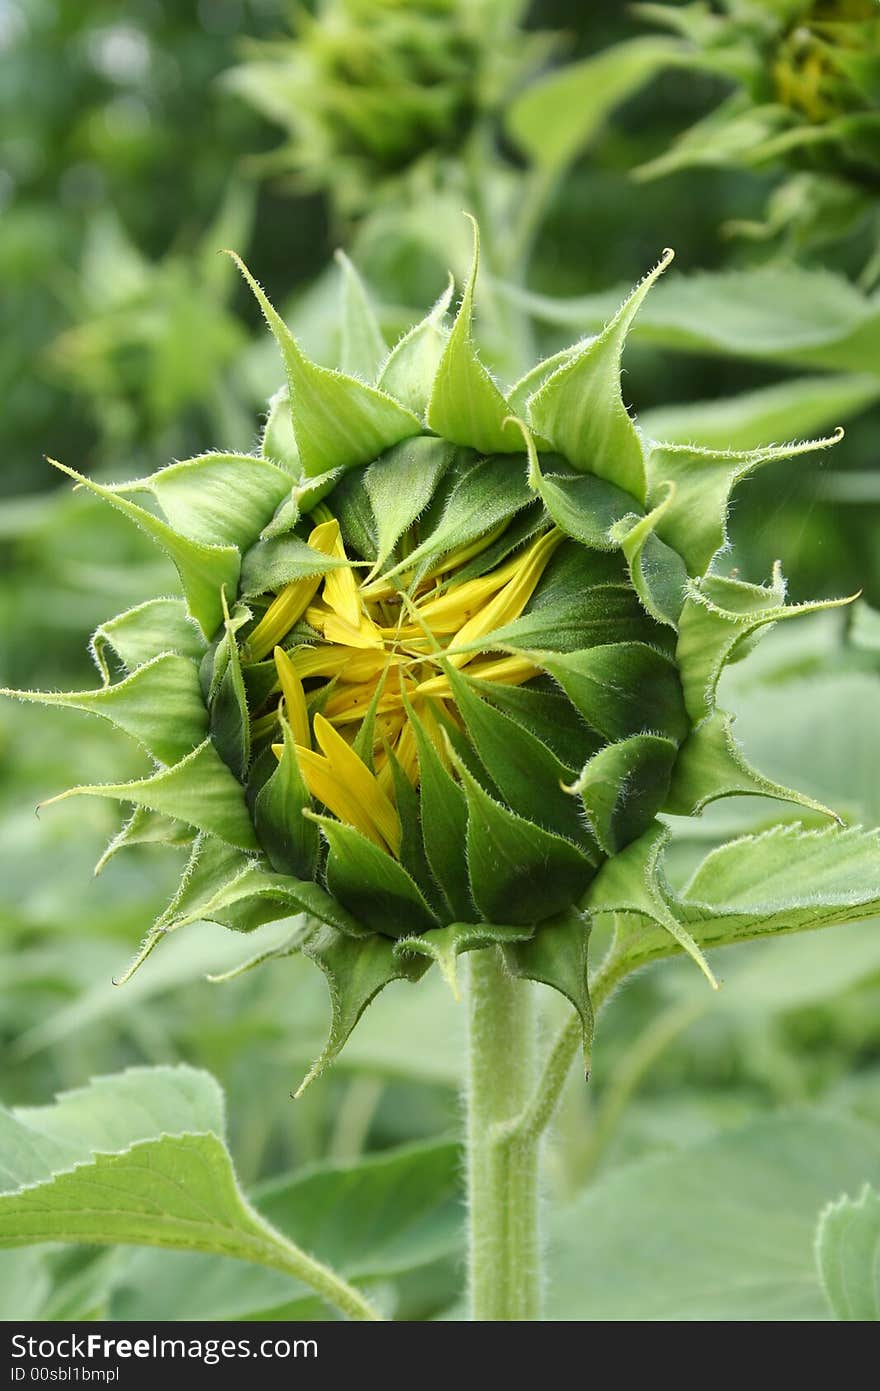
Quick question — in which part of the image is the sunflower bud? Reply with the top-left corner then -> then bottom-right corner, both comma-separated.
5,220 -> 849,1089
226,0 -> 545,211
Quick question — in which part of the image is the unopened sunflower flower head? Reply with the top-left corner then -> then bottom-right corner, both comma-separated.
226,0 -> 546,211
6,220 -> 849,1090
636,1 -> 880,240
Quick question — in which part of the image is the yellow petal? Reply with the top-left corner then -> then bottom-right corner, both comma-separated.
323,681 -> 408,726
295,747 -> 389,851
273,647 -> 311,748
311,713 -> 401,854
321,521 -> 362,629
447,529 -> 563,668
416,653 -> 540,697
246,576 -> 323,662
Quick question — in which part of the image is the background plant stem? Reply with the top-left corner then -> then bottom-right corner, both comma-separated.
465,946 -> 541,1321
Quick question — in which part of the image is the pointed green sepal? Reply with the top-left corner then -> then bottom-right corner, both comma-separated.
677,569 -> 856,722
95,806 -> 193,876
253,715 -> 319,879
505,907 -> 593,1065
569,733 -> 678,856
335,250 -> 388,382
455,757 -> 595,927
585,826 -> 718,988
314,815 -> 440,937
364,437 -> 456,575
378,279 -> 453,419
541,642 -> 689,744
1,654 -> 207,767
527,250 -> 674,500
51,460 -> 239,640
426,218 -> 522,454
645,429 -> 844,576
665,709 -> 841,822
209,593 -> 251,782
39,740 -> 259,851
393,922 -> 533,999
405,703 -> 474,923
529,453 -> 641,551
228,252 -> 420,478
610,486 -> 688,627
296,925 -> 430,1096
108,453 -> 292,550
91,599 -> 206,682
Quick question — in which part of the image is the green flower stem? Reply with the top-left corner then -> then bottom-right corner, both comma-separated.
466,946 -> 541,1321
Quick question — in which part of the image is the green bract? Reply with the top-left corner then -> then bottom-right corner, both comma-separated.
6,224 -> 861,1091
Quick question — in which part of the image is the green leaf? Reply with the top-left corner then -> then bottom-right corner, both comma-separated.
1,654 -> 206,766
94,805 -> 193,875
529,457 -> 641,551
666,709 -> 838,822
393,922 -> 533,998
112,453 -> 292,550
298,925 -> 430,1095
317,817 -> 439,937
506,36 -> 683,171
527,250 -> 674,500
52,461 -> 239,640
335,250 -> 387,382
240,533 -> 346,597
572,734 -> 677,857
426,218 -> 522,454
644,431 -> 843,576
640,374 -> 880,451
549,1113 -> 880,1320
40,739 -> 259,852
542,642 -> 688,744
377,280 -> 452,419
365,437 -> 456,574
457,761 -> 594,927
91,598 -> 206,681
229,252 -> 420,477
589,824 -> 880,990
816,1185 -> 880,1322
110,1138 -> 463,1322
506,908 -> 592,1065
0,1066 -> 379,1321
503,265 -> 880,376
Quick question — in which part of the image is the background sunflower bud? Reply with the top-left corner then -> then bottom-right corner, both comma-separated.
4,221 -> 856,1091
226,0 -> 547,213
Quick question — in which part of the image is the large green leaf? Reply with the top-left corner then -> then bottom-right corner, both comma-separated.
506,37 -> 682,171
0,1067 -> 378,1321
588,824 -> 880,990
641,374 -> 880,451
548,1113 -> 880,1320
107,1138 -> 462,1322
504,265 -> 880,375
816,1185 -> 880,1322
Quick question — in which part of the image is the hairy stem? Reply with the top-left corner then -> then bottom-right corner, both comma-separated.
466,947 -> 541,1321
